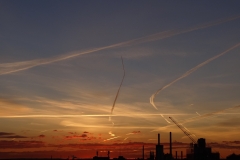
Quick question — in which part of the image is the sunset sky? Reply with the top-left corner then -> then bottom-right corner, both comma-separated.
1,1 -> 240,159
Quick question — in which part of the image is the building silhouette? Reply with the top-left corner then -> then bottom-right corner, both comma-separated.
148,151 -> 154,160
93,151 -> 110,160
226,153 -> 240,160
112,156 -> 126,160
149,133 -> 221,160
156,134 -> 164,160
91,133 -> 234,160
186,138 -> 219,160
4,132 -> 240,160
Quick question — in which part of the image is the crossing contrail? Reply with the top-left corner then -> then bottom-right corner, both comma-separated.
1,15 -> 239,76
152,105 -> 240,132
181,105 -> 240,124
150,42 -> 240,110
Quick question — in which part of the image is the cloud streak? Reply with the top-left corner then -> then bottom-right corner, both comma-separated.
0,15 -> 239,76
0,113 -> 193,118
103,136 -> 120,141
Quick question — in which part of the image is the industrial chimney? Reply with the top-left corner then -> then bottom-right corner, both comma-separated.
170,132 -> 172,157
156,133 -> 163,160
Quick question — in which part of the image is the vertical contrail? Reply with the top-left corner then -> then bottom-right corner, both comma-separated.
0,15 -> 239,75
109,57 -> 125,121
150,42 -> 240,110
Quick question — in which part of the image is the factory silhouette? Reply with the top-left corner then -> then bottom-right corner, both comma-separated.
147,133 -> 219,160
1,117 -> 240,160
93,132 -> 239,160
94,133 -> 220,160
1,132 -> 240,160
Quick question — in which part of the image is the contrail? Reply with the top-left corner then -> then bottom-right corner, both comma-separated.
0,113 -> 194,118
103,136 -> 121,141
196,112 -> 201,116
181,105 -> 240,124
152,105 -> 240,132
108,131 -> 115,137
150,42 -> 240,110
109,56 -> 125,121
123,137 -> 129,141
161,114 -> 171,123
1,15 -> 240,76
1,109 -> 239,119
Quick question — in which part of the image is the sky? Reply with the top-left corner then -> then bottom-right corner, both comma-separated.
1,1 -> 240,159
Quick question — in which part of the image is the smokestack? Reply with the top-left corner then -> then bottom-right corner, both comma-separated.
142,145 -> 144,160
158,133 -> 160,145
170,132 -> 172,157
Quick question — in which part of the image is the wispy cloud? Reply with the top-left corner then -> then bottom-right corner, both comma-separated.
216,117 -> 240,127
60,120 -> 156,129
126,131 -> 141,135
0,98 -> 32,116
0,15 -> 239,76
